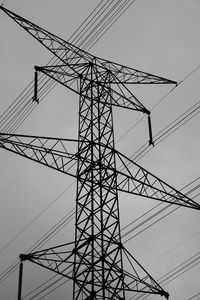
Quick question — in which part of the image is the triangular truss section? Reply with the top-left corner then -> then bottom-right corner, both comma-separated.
0,5 -> 199,300
114,150 -> 200,210
20,241 -> 169,299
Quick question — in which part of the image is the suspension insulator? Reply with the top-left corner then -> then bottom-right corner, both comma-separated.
33,69 -> 39,103
17,260 -> 24,300
148,115 -> 154,146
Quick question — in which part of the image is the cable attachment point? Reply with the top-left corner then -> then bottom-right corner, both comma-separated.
147,113 -> 154,147
0,0 -> 6,7
162,290 -> 170,299
32,66 -> 39,103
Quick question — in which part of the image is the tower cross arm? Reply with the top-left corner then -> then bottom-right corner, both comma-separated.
1,6 -> 177,88
19,241 -> 76,281
0,6 -> 93,67
35,65 -> 149,113
96,57 -> 177,85
107,150 -> 200,210
0,132 -> 83,178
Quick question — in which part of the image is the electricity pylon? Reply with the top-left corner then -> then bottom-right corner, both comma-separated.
0,6 -> 199,300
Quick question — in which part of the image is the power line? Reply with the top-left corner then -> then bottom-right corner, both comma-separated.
81,0 -> 137,51
1,97 -> 199,261
188,290 -> 200,300
1,95 -> 199,288
116,62 -> 200,146
0,182 -> 75,254
0,0 -> 142,287
0,1 -> 199,298
1,99 -> 199,291
0,0 -> 140,262
0,0 -> 108,128
1,177 -> 199,299
130,251 -> 200,300
0,0 -> 123,249
124,99 -> 200,164
1,177 -> 198,297
0,0 -> 137,134
122,180 -> 200,243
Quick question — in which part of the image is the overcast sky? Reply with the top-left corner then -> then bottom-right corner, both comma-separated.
0,1 -> 200,299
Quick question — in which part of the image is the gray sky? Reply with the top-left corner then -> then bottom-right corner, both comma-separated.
0,1 -> 200,299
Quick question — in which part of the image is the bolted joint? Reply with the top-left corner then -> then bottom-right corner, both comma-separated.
78,73 -> 83,79
90,290 -> 96,298
34,65 -> 43,72
19,253 -> 33,262
143,108 -> 150,115
100,255 -> 105,262
111,147 -> 117,154
89,234 -> 96,242
160,290 -> 170,299
118,242 -> 124,249
19,254 -> 28,262
72,248 -> 78,255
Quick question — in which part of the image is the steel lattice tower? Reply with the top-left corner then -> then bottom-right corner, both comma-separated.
0,6 -> 200,300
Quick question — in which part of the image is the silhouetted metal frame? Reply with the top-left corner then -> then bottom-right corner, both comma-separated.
0,5 -> 198,300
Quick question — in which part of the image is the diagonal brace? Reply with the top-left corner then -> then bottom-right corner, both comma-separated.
102,150 -> 200,210
0,133 -> 81,178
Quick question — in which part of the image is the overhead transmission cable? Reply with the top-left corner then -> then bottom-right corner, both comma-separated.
0,0 -> 139,260
0,0 -> 137,134
0,182 -> 75,254
130,250 -> 200,300
0,0 -> 141,271
2,32 -> 200,262
1,88 -> 200,289
18,97 -> 200,297
0,206 -> 75,284
0,0 -> 107,129
132,99 -> 200,163
188,290 -> 200,300
4,0 -> 136,133
23,274 -> 71,300
1,181 -> 199,298
13,49 -> 200,300
122,179 -> 200,243
22,190 -> 200,300
1,94 -> 199,291
116,62 -> 200,146
80,0 -> 137,51
0,94 -> 200,276
0,1 -> 199,298
0,0 -> 140,284
1,177 -> 199,299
